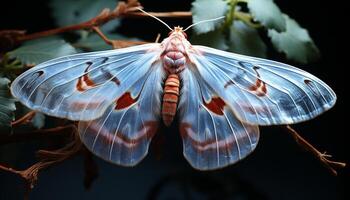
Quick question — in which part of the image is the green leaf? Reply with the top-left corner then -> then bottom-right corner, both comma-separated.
50,0 -> 119,32
0,77 -> 16,128
229,21 -> 266,57
7,37 -> 77,65
268,14 -> 320,63
75,32 -> 138,51
190,30 -> 229,50
191,0 -> 228,34
247,0 -> 286,32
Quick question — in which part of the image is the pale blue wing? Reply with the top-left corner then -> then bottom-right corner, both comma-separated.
189,45 -> 336,125
78,64 -> 164,166
178,68 -> 259,170
11,44 -> 161,121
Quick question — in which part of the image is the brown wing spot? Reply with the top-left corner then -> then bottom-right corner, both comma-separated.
249,66 -> 267,96
203,96 -> 226,115
76,62 -> 96,92
115,92 -> 139,110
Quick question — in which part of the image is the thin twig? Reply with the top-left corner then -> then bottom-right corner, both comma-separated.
11,111 -> 36,127
92,26 -> 147,49
284,125 -> 346,176
0,125 -> 81,193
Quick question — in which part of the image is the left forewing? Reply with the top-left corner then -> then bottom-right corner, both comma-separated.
11,44 -> 160,121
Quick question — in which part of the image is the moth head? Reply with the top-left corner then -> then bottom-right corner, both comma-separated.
168,26 -> 188,38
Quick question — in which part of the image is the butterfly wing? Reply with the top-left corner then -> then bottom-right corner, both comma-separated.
189,45 -> 336,125
178,68 -> 259,170
11,44 -> 161,121
78,63 -> 164,166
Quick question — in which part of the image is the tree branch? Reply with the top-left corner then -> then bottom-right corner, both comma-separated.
125,11 -> 192,18
284,125 -> 346,176
12,0 -> 191,44
91,26 -> 147,48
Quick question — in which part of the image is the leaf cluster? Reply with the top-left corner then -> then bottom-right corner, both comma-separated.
191,0 -> 320,62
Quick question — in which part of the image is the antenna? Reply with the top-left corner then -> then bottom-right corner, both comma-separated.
137,8 -> 173,31
184,16 -> 225,31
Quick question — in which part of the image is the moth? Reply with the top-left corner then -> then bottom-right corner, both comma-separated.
10,11 -> 336,170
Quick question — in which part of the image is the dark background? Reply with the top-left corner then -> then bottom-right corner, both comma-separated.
0,0 -> 348,199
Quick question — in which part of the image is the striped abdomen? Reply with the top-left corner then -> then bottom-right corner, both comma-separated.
162,74 -> 180,126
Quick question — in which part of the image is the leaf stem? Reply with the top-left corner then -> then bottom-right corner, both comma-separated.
234,11 -> 262,28
224,0 -> 239,29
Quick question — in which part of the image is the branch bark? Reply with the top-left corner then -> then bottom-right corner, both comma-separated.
11,111 -> 36,127
91,26 -> 147,49
284,125 -> 346,176
12,1 -> 191,44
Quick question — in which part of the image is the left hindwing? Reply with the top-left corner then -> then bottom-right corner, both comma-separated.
78,63 -> 164,166
189,45 -> 336,125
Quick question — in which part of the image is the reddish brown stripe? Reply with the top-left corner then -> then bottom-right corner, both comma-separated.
180,122 -> 232,151
162,74 -> 180,126
85,121 -> 158,148
70,101 -> 101,110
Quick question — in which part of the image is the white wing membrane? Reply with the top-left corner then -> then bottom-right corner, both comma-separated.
190,46 -> 336,125
78,64 -> 164,166
11,44 -> 160,121
11,31 -> 336,170
178,68 -> 259,170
